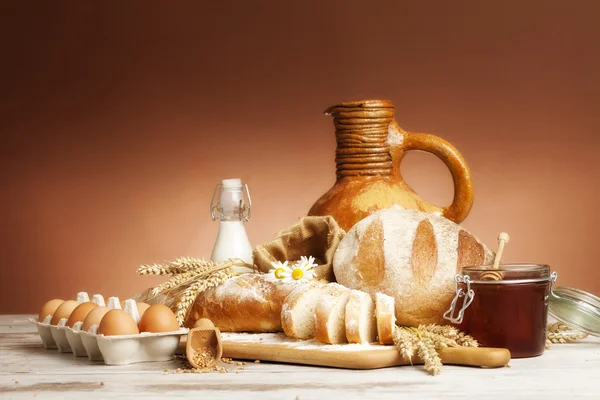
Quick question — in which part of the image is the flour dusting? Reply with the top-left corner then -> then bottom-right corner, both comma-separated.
221,332 -> 389,352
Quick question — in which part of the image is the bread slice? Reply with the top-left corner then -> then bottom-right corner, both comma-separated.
345,290 -> 377,344
375,292 -> 396,344
281,282 -> 328,339
314,285 -> 351,344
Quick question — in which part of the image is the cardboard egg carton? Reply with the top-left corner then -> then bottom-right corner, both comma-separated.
29,292 -> 92,351
30,292 -> 187,365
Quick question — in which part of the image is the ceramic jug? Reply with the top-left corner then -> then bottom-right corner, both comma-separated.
308,100 -> 474,231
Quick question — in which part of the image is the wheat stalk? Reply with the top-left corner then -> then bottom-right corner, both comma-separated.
392,324 -> 478,376
146,259 -> 246,297
137,257 -> 218,277
174,280 -> 203,326
416,337 -> 443,376
420,324 -> 458,338
173,267 -> 236,325
455,331 -> 478,347
150,271 -> 200,297
393,326 -> 417,361
137,263 -> 181,276
547,331 -> 589,343
545,322 -> 588,348
171,257 -> 217,273
419,329 -> 457,348
138,257 -> 250,326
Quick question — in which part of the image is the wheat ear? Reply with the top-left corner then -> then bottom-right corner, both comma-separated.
393,327 -> 417,361
173,267 -> 236,325
545,322 -> 589,348
150,271 -> 200,297
416,337 -> 443,376
137,263 -> 181,276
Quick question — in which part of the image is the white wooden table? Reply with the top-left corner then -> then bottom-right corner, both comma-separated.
1,315 -> 599,399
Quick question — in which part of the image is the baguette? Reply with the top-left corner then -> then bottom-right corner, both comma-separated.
185,273 -> 303,332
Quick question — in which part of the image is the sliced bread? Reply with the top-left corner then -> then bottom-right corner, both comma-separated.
281,282 -> 328,339
375,292 -> 396,344
345,290 -> 377,344
314,285 -> 351,344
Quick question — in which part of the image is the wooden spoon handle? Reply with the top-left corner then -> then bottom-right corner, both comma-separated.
438,347 -> 511,368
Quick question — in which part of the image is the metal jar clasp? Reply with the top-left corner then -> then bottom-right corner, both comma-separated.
443,274 -> 475,324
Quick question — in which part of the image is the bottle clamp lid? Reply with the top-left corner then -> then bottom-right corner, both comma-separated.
221,178 -> 243,189
210,179 -> 252,221
549,286 -> 600,337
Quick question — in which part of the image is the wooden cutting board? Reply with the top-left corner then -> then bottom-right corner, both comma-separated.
180,332 -> 511,370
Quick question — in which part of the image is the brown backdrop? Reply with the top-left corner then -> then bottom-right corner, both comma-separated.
2,1 -> 599,313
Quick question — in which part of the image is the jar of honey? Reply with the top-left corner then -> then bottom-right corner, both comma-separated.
443,264 -> 557,358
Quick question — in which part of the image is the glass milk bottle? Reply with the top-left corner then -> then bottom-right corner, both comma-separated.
209,178 -> 253,273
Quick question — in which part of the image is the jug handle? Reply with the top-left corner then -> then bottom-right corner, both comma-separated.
394,126 -> 474,224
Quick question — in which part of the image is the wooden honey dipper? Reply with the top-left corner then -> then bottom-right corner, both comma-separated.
480,232 -> 510,281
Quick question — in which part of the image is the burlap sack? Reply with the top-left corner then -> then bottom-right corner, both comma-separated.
252,216 -> 346,282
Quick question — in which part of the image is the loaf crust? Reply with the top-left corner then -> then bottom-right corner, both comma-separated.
334,207 -> 495,326
185,273 -> 301,332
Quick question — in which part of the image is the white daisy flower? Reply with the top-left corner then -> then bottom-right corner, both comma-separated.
264,261 -> 291,283
282,259 -> 316,284
298,255 -> 318,271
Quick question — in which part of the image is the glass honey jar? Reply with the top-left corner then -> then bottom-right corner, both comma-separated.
444,264 -> 557,358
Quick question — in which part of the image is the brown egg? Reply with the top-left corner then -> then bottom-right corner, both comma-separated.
38,299 -> 64,322
137,302 -> 150,318
66,302 -> 98,328
82,306 -> 111,332
98,309 -> 140,336
51,300 -> 79,325
139,304 -> 179,333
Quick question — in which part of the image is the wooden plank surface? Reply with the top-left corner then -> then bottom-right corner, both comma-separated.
1,315 -> 599,399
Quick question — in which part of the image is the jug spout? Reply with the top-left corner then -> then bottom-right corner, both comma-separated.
324,99 -> 396,115
326,100 -> 397,179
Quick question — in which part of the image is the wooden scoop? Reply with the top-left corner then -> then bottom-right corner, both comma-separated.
186,318 -> 223,368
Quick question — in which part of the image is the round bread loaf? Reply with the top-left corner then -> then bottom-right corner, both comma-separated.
333,207 -> 494,326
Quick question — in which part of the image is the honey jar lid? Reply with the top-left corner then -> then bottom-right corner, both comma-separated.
549,286 -> 600,337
